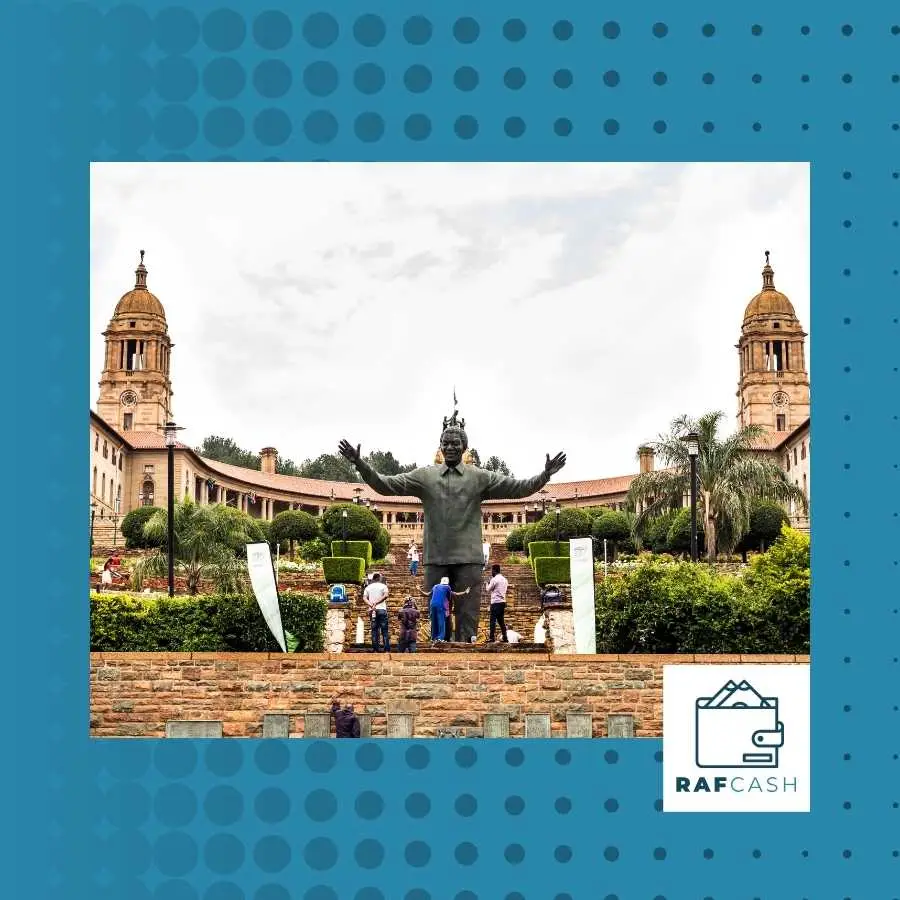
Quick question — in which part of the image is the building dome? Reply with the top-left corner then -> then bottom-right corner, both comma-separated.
743,252 -> 796,325
112,252 -> 166,320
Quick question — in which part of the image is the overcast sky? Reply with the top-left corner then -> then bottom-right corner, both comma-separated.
90,163 -> 809,482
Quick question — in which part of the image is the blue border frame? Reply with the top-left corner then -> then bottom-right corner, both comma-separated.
9,1 -> 900,897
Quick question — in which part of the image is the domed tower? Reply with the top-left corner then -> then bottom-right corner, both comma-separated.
96,251 -> 174,433
736,252 -> 809,434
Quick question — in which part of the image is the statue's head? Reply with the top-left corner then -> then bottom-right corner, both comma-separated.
440,425 -> 468,467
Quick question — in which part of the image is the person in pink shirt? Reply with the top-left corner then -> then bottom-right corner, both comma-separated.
485,564 -> 509,642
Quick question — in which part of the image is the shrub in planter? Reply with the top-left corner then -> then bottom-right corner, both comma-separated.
322,556 -> 366,585
330,540 -> 373,567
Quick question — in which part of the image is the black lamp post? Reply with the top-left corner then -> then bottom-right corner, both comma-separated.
553,498 -> 561,553
341,509 -> 348,555
90,502 -> 97,557
164,421 -> 179,597
539,488 -> 548,514
682,431 -> 701,562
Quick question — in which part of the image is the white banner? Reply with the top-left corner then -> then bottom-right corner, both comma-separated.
569,537 -> 596,654
246,542 -> 287,653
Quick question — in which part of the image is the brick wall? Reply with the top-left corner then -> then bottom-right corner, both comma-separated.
90,652 -> 808,739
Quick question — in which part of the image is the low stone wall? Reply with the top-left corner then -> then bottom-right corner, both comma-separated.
90,652 -> 808,739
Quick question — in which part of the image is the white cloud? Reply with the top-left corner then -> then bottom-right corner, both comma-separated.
90,162 -> 809,481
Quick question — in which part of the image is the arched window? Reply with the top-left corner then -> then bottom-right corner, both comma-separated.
141,477 -> 155,507
802,474 -> 807,498
92,467 -> 98,497
101,473 -> 106,502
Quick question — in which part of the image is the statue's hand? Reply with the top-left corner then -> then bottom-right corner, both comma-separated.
544,451 -> 567,477
338,439 -> 362,465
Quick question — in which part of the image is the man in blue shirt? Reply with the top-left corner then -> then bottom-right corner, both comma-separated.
419,577 -> 469,643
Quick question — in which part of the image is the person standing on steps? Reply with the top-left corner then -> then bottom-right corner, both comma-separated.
485,564 -> 510,642
407,542 -> 420,577
397,596 -> 420,652
363,572 -> 391,652
419,577 -> 469,643
338,415 -> 565,642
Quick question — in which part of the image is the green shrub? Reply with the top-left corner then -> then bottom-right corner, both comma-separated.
642,508 -> 679,554
740,500 -> 790,553
322,503 -> 381,542
90,591 -> 327,652
272,510 -> 320,555
742,525 -> 810,653
519,524 -> 537,553
592,510 -> 634,558
666,508 -> 706,556
299,538 -> 330,562
505,527 -> 526,552
594,533 -> 809,653
530,508 -> 593,541
534,556 -> 572,585
120,506 -> 164,549
372,527 -> 391,561
330,540 -> 373,566
322,556 -> 366,585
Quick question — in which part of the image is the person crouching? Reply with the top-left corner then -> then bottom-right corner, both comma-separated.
397,596 -> 420,652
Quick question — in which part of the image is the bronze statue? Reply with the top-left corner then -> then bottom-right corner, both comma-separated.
338,426 -> 565,642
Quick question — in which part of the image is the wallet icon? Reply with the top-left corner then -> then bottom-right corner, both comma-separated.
695,679 -> 785,768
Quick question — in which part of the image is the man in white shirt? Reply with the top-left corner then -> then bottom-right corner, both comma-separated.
485,564 -> 509,642
407,542 -> 420,576
363,573 -> 391,652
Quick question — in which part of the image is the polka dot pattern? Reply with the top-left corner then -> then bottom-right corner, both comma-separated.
14,4 -> 900,899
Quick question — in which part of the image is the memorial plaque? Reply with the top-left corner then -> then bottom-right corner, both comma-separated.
607,714 -> 635,738
262,714 -> 290,738
484,713 -> 510,738
386,713 -> 414,738
524,714 -> 551,738
566,713 -> 593,738
165,720 -> 223,738
357,714 -> 373,738
303,713 -> 332,738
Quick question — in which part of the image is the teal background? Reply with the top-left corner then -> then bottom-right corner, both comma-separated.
6,0 -> 900,897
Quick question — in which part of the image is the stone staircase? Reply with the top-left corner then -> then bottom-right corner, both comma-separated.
342,543 -> 557,649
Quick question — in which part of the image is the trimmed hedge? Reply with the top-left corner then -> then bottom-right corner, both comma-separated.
322,556 -> 366,585
530,508 -> 593,541
534,556 -> 572,585
330,540 -> 373,567
527,541 -> 570,569
372,527 -> 391,561
322,503 -> 381,542
90,591 -> 327,652
505,527 -> 527,552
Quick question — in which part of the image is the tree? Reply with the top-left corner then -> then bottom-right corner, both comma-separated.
736,499 -> 789,561
484,455 -> 513,477
130,498 -> 254,595
592,510 -> 633,559
121,506 -> 164,549
271,510 -> 320,558
321,502 -> 381,543
297,453 -> 360,483
530,508 -> 593,541
666,508 -> 706,557
627,412 -> 808,562
467,448 -> 482,467
364,449 -> 416,476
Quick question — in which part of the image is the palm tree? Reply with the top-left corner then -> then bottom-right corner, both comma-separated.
130,498 -> 255,595
627,412 -> 808,562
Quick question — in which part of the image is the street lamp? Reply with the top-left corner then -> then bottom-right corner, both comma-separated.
353,486 -> 362,504
539,488 -> 549,514
682,431 -> 701,562
164,421 -> 182,596
90,502 -> 97,557
113,496 -> 121,548
553,498 -> 561,554
341,508 -> 348,555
